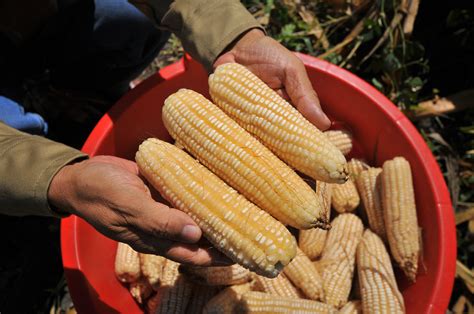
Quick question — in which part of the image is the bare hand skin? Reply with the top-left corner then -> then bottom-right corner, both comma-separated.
214,29 -> 332,131
48,155 -> 231,266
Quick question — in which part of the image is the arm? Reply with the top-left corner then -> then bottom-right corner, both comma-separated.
129,0 -> 331,129
0,122 -> 228,266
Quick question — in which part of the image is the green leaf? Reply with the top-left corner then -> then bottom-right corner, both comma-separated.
460,126 -> 474,134
371,77 -> 384,91
383,52 -> 402,73
404,76 -> 424,92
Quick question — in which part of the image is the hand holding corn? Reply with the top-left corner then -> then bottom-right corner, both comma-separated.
48,155 -> 230,266
213,29 -> 331,130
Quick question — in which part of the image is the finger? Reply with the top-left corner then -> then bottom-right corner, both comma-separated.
284,61 -> 331,130
165,244 -> 233,267
131,198 -> 202,244
128,233 -> 233,267
275,88 -> 290,101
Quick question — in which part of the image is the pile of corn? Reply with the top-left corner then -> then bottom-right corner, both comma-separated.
115,63 -> 420,313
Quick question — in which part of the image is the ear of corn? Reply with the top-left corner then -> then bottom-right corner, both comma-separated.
299,182 -> 332,259
338,300 -> 362,314
325,130 -> 353,156
320,214 -> 364,308
381,157 -> 420,282
346,159 -> 369,181
356,168 -> 386,241
139,253 -> 166,290
203,282 -> 251,314
251,272 -> 302,298
153,259 -> 193,314
136,138 -> 297,277
238,291 -> 337,313
209,63 -> 348,183
185,284 -> 220,314
115,242 -> 141,283
182,264 -> 250,286
331,180 -> 360,213
129,277 -> 153,305
163,88 -> 328,230
357,230 -> 405,313
283,247 -> 324,300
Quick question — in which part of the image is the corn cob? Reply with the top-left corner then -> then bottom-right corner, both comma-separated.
381,156 -> 419,282
185,284 -> 220,314
346,159 -> 369,180
115,242 -> 141,283
251,272 -> 302,298
139,253 -> 166,290
338,300 -> 362,314
299,182 -> 332,259
203,282 -> 251,314
129,277 -> 153,305
238,291 -> 337,313
163,88 -> 327,230
153,259 -> 192,314
209,63 -> 348,183
331,180 -> 360,213
325,130 -> 353,156
136,138 -> 297,277
356,168 -> 386,240
320,214 -> 363,308
357,230 -> 405,313
283,247 -> 324,300
182,264 -> 250,286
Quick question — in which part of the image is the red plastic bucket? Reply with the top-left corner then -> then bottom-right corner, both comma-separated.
61,54 -> 456,313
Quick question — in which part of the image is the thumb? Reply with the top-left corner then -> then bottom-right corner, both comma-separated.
284,62 -> 331,130
133,198 -> 202,244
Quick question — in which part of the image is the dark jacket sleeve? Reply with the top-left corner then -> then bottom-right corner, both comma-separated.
129,0 -> 264,71
0,122 -> 87,217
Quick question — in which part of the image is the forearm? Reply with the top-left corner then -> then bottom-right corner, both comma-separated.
0,122 -> 87,217
129,0 -> 264,71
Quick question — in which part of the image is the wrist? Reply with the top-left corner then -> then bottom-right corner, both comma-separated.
47,162 -> 79,216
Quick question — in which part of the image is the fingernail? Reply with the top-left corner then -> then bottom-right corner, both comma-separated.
181,225 -> 201,242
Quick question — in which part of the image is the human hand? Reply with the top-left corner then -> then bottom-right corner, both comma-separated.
214,29 -> 331,130
48,155 -> 230,266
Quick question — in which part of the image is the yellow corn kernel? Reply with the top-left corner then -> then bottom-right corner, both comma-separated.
114,242 -> 140,283
153,259 -> 193,314
136,138 -> 297,277
182,264 -> 250,286
331,180 -> 360,213
299,181 -> 332,259
381,157 -> 420,282
129,277 -> 153,305
251,272 -> 302,298
320,214 -> 364,308
209,63 -> 348,183
185,284 -> 220,314
357,230 -> 405,313
163,88 -> 328,230
203,282 -> 251,314
139,253 -> 166,290
339,300 -> 362,314
283,247 -> 324,300
346,159 -> 370,180
238,291 -> 336,313
356,168 -> 386,241
325,130 -> 353,156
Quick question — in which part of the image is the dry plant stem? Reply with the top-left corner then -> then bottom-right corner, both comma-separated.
318,9 -> 375,59
455,206 -> 474,225
412,89 -> 474,118
403,0 -> 420,36
360,1 -> 409,65
456,260 -> 474,294
298,5 -> 330,50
